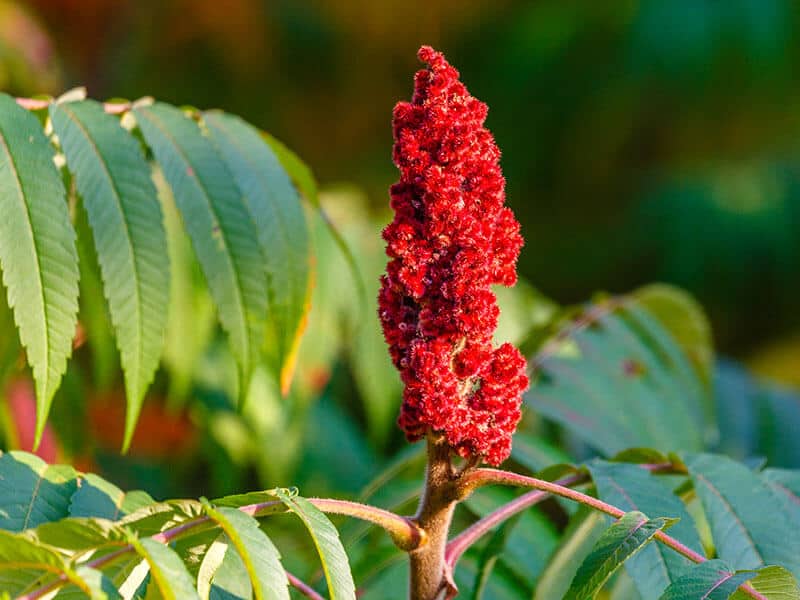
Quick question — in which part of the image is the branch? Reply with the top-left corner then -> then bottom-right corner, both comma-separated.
409,435 -> 462,600
309,498 -> 424,551
461,468 -> 768,600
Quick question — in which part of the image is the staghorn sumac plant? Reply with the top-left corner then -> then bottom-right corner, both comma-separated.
0,47 -> 798,600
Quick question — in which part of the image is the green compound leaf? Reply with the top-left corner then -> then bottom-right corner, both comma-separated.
658,559 -> 755,600
685,453 -> 800,579
203,111 -> 310,394
201,500 -> 290,600
69,472 -> 154,520
565,511 -> 675,600
274,489 -> 356,600
587,460 -> 704,598
50,99 -> 169,451
0,93 -> 79,446
133,102 -> 267,393
0,450 -> 77,531
128,535 -> 199,600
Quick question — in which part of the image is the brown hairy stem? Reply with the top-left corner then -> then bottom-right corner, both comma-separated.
408,436 -> 468,600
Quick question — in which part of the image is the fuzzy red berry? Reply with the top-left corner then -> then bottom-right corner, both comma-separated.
379,46 -> 529,466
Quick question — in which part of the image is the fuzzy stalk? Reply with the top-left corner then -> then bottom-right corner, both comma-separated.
409,436 -> 465,600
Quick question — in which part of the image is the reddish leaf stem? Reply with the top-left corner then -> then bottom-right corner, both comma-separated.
445,473 -> 586,570
286,571 -> 326,600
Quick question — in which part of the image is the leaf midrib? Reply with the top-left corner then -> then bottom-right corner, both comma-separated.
136,107 -> 251,367
58,103 -> 145,389
700,570 -> 736,600
21,467 -> 45,530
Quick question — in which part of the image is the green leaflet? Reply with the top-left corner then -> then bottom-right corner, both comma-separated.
565,511 -> 675,600
129,536 -> 199,600
658,559 -> 754,600
50,99 -> 169,451
201,500 -> 290,600
203,111 -> 310,394
0,450 -> 77,531
69,473 -> 154,520
0,93 -> 80,446
133,102 -> 266,395
587,461 -> 703,599
685,453 -> 800,578
274,489 -> 356,600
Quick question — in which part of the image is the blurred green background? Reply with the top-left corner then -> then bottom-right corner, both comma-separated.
1,0 -> 799,497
